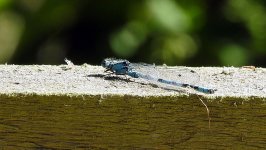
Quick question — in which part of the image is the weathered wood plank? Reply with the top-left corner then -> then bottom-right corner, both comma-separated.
0,65 -> 265,149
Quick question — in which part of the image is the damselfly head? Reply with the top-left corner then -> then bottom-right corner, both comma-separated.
101,58 -> 130,69
101,59 -> 109,69
101,58 -> 115,69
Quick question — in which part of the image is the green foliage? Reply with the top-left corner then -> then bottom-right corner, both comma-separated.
0,0 -> 265,66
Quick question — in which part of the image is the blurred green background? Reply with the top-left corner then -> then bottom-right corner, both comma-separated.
0,0 -> 265,66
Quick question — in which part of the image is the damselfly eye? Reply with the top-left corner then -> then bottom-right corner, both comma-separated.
122,62 -> 127,66
101,60 -> 107,68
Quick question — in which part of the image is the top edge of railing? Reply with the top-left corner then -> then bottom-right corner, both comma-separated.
0,64 -> 265,100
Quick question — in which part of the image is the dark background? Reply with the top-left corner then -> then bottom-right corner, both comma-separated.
0,0 -> 265,66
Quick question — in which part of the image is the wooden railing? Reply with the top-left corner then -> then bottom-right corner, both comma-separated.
0,65 -> 265,149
